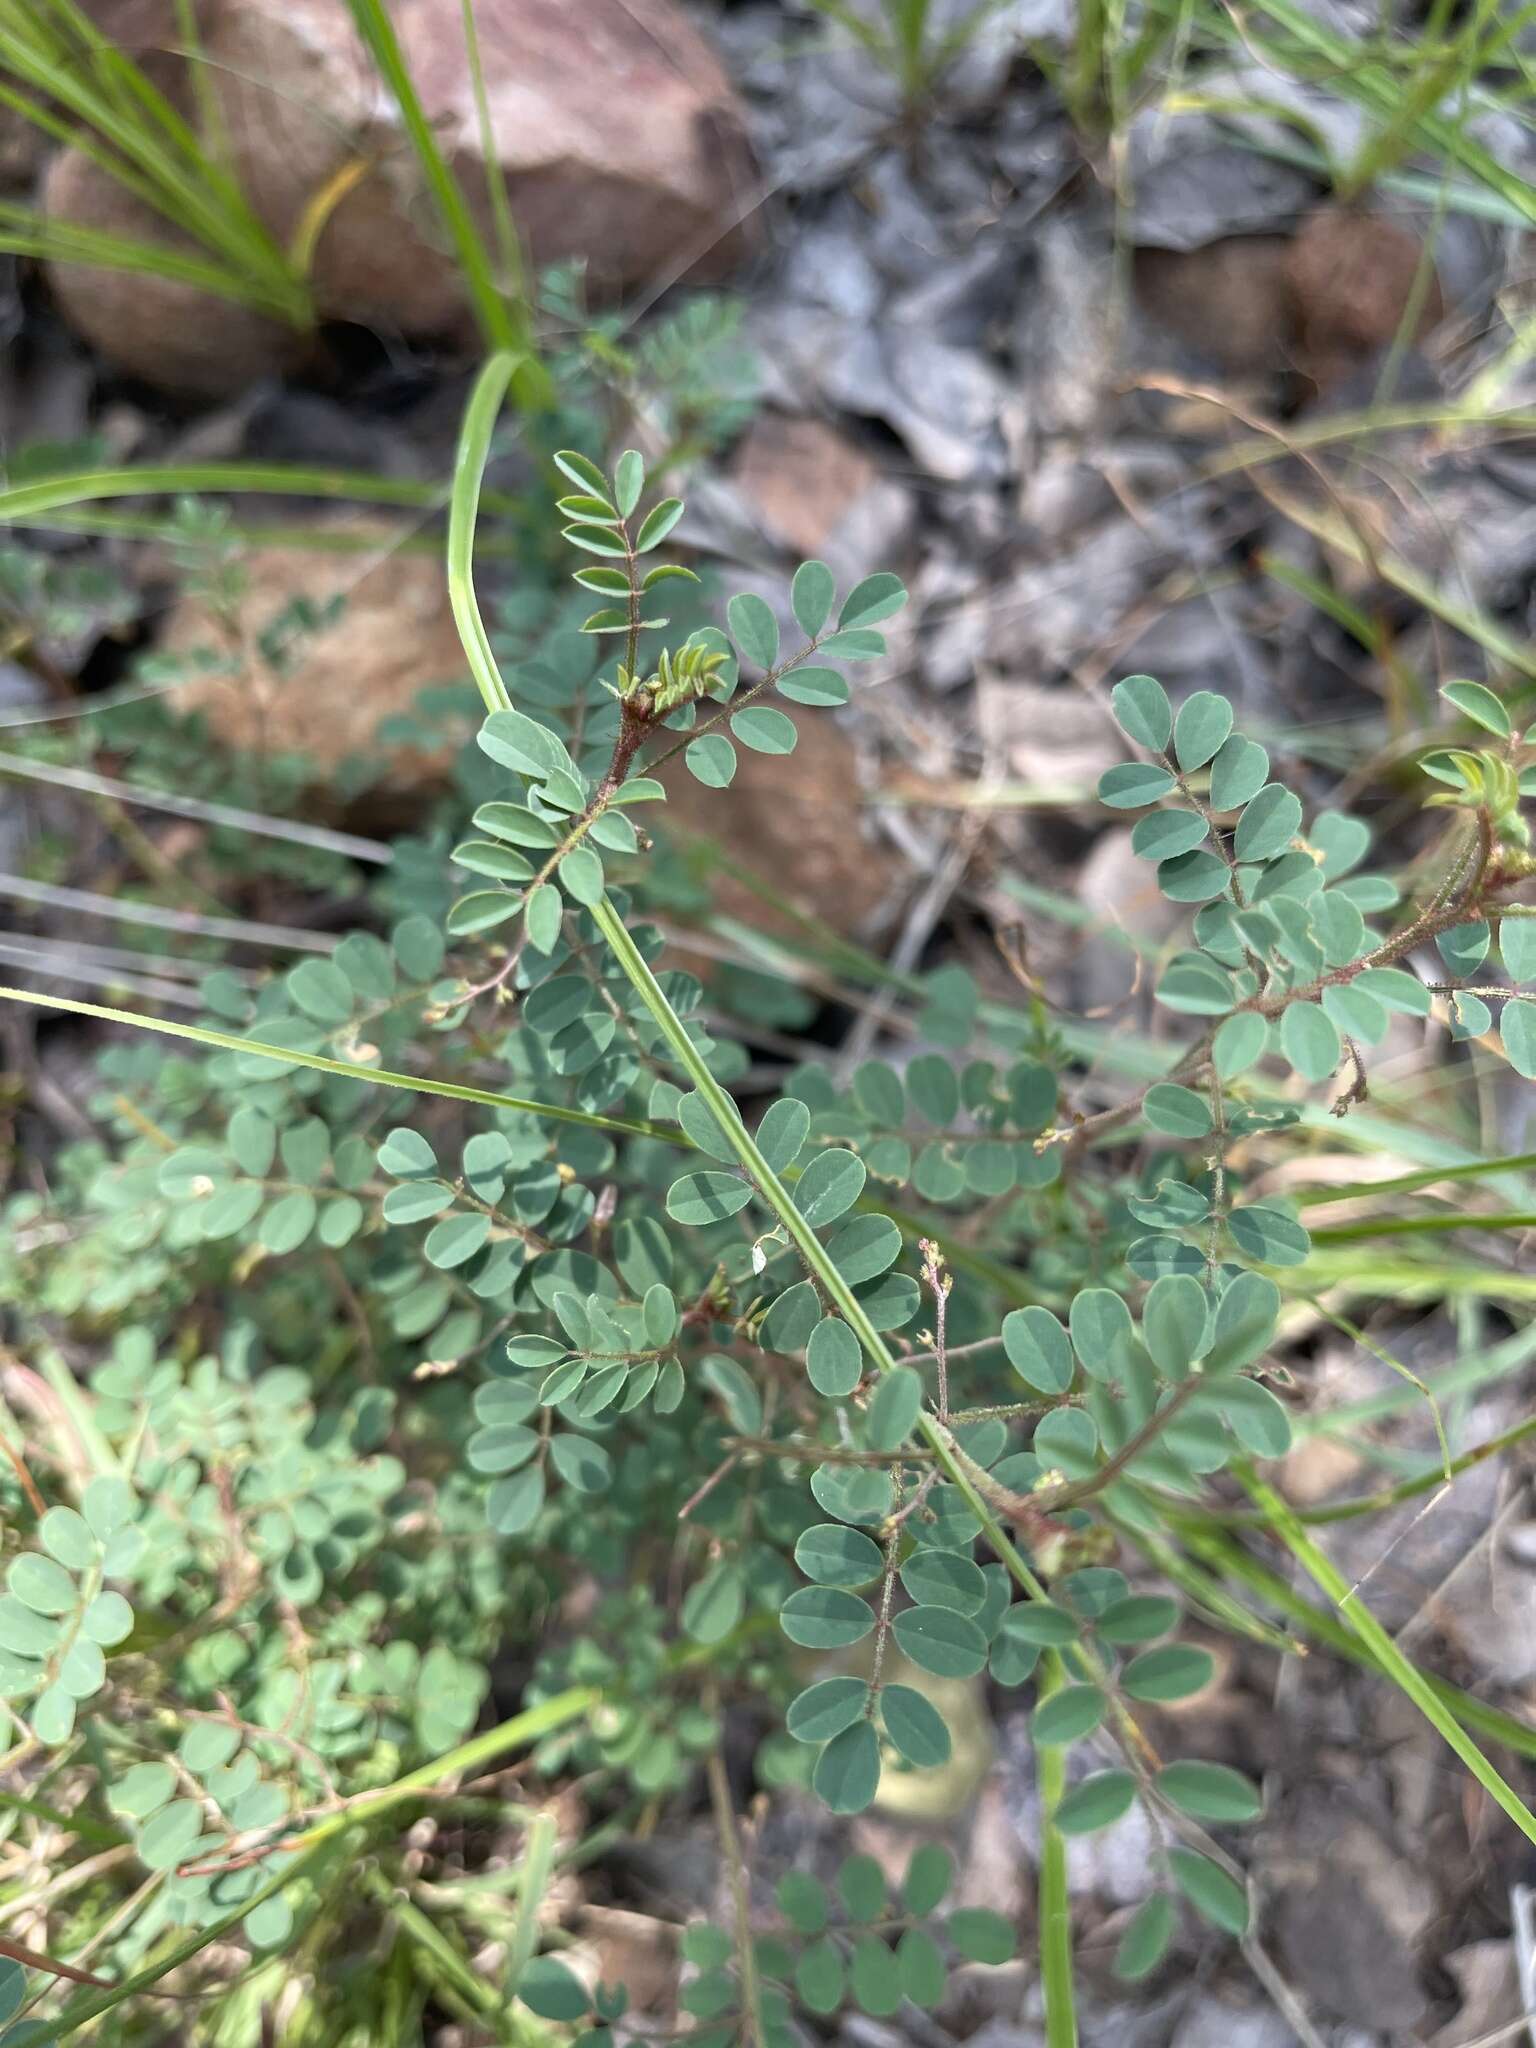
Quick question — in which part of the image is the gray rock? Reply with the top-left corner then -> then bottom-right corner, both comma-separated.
1265,1794 -> 1434,2032
1127,120 -> 1317,251
1170,1998 -> 1299,2048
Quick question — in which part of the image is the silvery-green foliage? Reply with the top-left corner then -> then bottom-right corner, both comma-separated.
2,448 -> 1532,2033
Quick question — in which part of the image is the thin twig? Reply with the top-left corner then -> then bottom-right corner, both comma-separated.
703,1696 -> 765,2048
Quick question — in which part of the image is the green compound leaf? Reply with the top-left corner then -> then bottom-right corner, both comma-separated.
1167,1847 -> 1250,1935
1034,1406 -> 1099,1476
1113,1894 -> 1176,1981
814,1718 -> 881,1814
840,1853 -> 886,1920
897,1926 -> 947,2008
1204,1270 -> 1280,1374
518,1955 -> 590,2020
487,1466 -> 545,1534
1131,809 -> 1209,861
879,1683 -> 952,1769
1504,1000 -> 1536,1078
1142,1274 -> 1210,1380
447,889 -> 522,936
827,1214 -> 902,1285
8,1555 -> 75,1617
1097,1595 -> 1179,1644
423,1211 -> 491,1269
39,1508 -> 95,1573
1211,1375 -> 1292,1457
1173,690 -> 1233,770
558,845 -> 604,908
1158,848 -> 1231,902
666,1172 -> 754,1225
1111,673 -> 1172,751
946,1908 -> 1016,1964
1032,1683 -> 1107,1745
778,665 -> 849,706
1227,1202 -> 1311,1268
686,734 -> 737,788
839,573 -> 907,629
1322,981 -> 1387,1044
1441,678 -> 1510,736
682,1562 -> 745,1644
1156,1759 -> 1262,1822
794,1523 -> 883,1588
1159,952 -> 1238,1015
757,1096 -> 810,1170
83,1476 -> 131,1541
999,1597 -> 1081,1646
613,448 -> 645,517
1208,734 -> 1269,811
1280,1001 -> 1341,1082
778,1871 -> 829,1934
906,1053 -> 959,1125
524,882 -> 563,952
780,1587 -> 875,1649
633,497 -> 685,552
1054,1769 -> 1138,1835
731,706 -> 797,754
850,1931 -> 901,2015
899,1549 -> 986,1615
138,1799 -> 203,1871
1438,920 -> 1491,976
795,1147 -> 867,1226
1069,1288 -> 1134,1379
796,1937 -> 845,2013
727,592 -> 780,669
1121,1645 -> 1215,1702
1234,784 -> 1303,862
1002,1306 -> 1074,1393
83,1591 -> 133,1646
1501,920 -> 1536,983
865,1365 -> 923,1450
1099,761 -> 1177,809
904,1843 -> 953,1915
1143,1082 -> 1213,1137
891,1605 -> 989,1678
806,1317 -> 863,1397
787,1677 -> 870,1744
792,560 -> 836,636
256,1196 -> 315,1253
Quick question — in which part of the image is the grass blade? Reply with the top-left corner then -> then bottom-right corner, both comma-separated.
1037,1656 -> 1079,2048
0,985 -> 684,1143
0,462 -> 511,524
341,0 -> 545,396
448,352 -> 519,713
1239,1470 -> 1536,1845
15,1687 -> 599,2042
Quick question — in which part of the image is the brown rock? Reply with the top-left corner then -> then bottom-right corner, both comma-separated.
730,414 -> 888,561
1134,235 -> 1294,380
1286,206 -> 1444,391
657,711 -> 892,942
1134,211 -> 1444,402
157,519 -> 468,777
42,148 -> 304,397
44,0 -> 756,394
